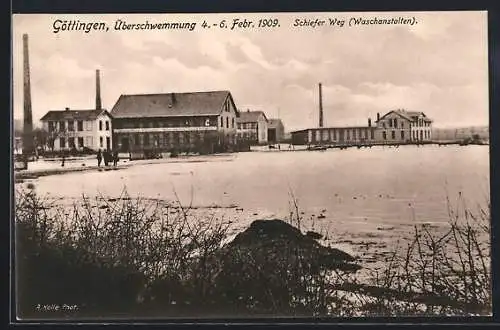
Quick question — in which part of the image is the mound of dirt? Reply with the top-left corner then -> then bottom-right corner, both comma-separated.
225,219 -> 361,272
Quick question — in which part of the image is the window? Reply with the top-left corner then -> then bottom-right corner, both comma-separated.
78,137 -> 84,148
59,121 -> 65,131
401,121 -> 404,128
226,117 -> 229,128
401,131 -> 405,140
85,121 -> 93,131
144,134 -> 150,146
77,120 -> 83,131
370,129 -> 375,140
100,136 -> 104,148
134,134 -> 140,145
352,129 -> 356,140
220,117 -> 224,127
85,136 -> 93,147
323,130 -> 329,141
382,132 -> 387,140
346,130 -> 350,140
383,123 -> 386,129
59,137 -> 66,149
394,118 -> 398,128
232,117 -> 235,128
105,121 -> 110,131
205,118 -> 211,127
389,119 -> 393,128
68,121 -> 74,132
99,120 -> 103,131
391,131 -> 396,139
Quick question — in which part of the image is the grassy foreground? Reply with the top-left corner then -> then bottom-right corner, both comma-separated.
14,187 -> 491,318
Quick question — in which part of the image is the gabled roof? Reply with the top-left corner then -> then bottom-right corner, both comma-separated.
110,91 -> 237,118
268,118 -> 284,128
237,110 -> 268,123
378,110 -> 433,123
40,109 -> 110,121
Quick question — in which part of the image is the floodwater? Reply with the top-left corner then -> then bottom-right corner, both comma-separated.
20,145 -> 490,264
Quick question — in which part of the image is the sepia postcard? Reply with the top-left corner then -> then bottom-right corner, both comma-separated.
12,11 -> 491,321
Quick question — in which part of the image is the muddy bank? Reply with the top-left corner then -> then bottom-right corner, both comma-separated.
222,219 -> 361,272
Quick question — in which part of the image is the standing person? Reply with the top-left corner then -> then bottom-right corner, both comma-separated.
113,149 -> 119,166
97,149 -> 102,167
103,150 -> 109,166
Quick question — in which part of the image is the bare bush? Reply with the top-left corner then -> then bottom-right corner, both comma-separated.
360,194 -> 491,316
15,187 -> 491,317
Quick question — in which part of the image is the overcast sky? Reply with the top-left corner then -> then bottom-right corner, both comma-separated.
12,11 -> 488,131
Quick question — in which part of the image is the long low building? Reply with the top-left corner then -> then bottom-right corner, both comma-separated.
291,109 -> 433,145
292,124 -> 376,145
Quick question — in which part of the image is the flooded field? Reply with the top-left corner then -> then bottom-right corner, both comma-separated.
16,145 -> 490,271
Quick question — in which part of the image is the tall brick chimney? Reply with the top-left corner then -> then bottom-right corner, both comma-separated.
23,34 -> 34,158
318,83 -> 323,128
95,69 -> 102,110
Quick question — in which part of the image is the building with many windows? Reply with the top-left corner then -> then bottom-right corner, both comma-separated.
291,120 -> 377,146
236,110 -> 268,145
291,109 -> 433,145
40,108 -> 113,151
110,91 -> 239,155
375,109 -> 432,142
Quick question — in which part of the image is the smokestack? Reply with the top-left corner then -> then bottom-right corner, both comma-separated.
23,34 -> 34,158
368,118 -> 372,127
377,112 -> 380,121
318,83 -> 323,128
95,69 -> 102,110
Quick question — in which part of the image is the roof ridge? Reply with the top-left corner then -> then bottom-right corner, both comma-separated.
120,90 -> 230,97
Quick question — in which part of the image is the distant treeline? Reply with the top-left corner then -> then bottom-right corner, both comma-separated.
432,126 -> 489,141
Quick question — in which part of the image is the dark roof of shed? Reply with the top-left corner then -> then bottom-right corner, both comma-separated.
110,91 -> 235,118
237,110 -> 268,123
40,109 -> 109,121
291,126 -> 373,134
268,118 -> 284,128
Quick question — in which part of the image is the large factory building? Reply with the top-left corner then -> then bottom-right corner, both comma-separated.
111,91 -> 240,155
